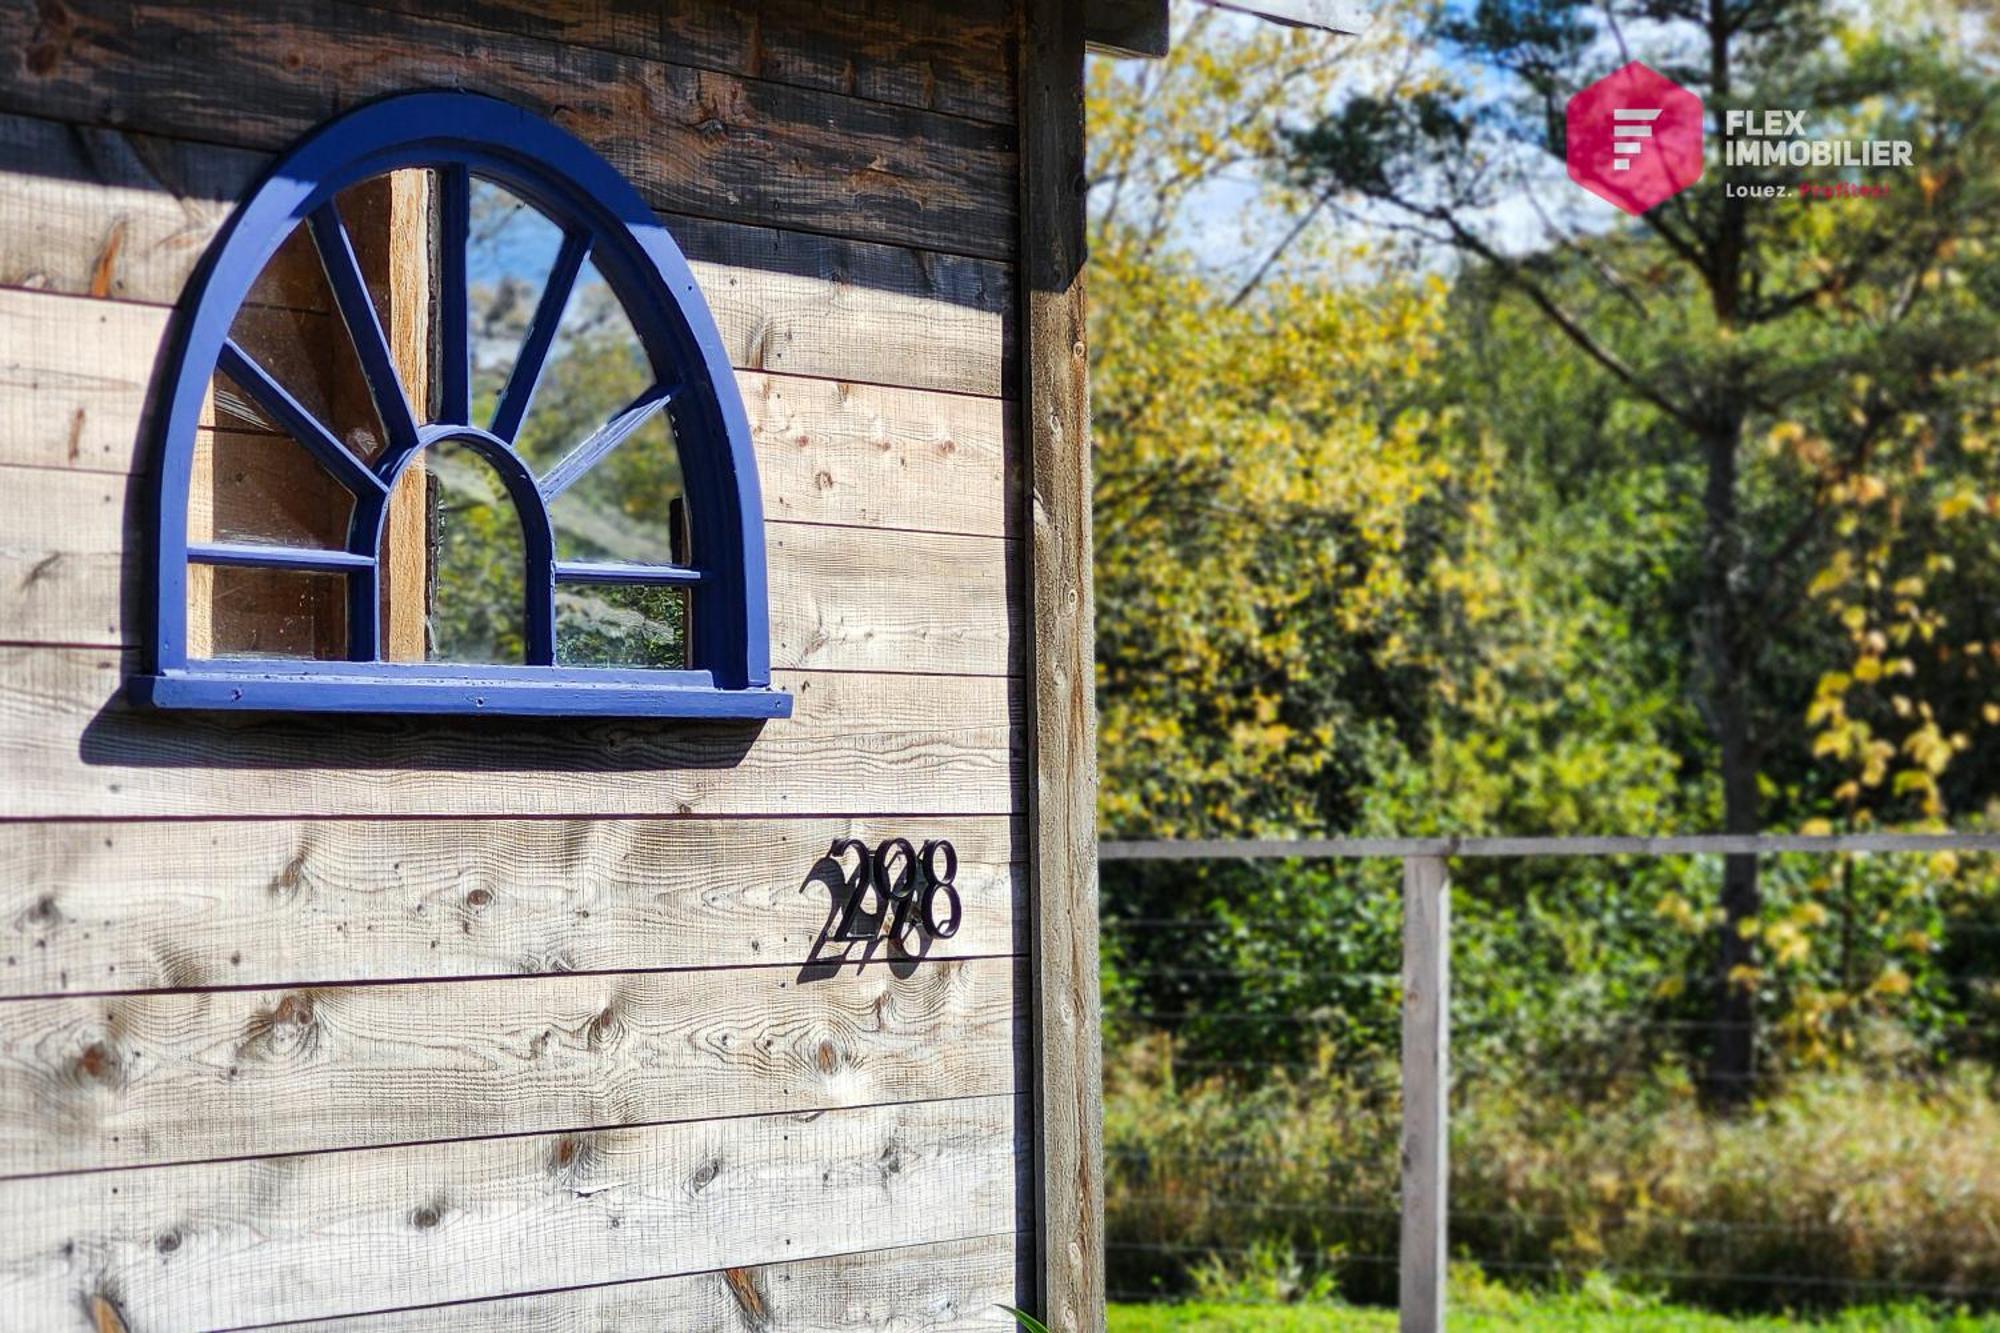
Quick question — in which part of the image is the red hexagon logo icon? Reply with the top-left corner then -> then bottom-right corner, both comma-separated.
1566,62 -> 1704,215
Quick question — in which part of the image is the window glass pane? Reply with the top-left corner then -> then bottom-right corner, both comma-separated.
556,583 -> 687,669
191,430 -> 354,550
549,411 -> 686,564
223,222 -> 392,463
195,567 -> 347,660
512,259 -> 668,458
423,440 -> 527,665
466,176 -> 567,431
498,254 -> 688,568
210,367 -> 280,435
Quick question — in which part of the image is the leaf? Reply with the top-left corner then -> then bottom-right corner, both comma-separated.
997,1306 -> 1053,1333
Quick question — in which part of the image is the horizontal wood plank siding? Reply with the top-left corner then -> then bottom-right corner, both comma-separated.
0,957 -> 1023,1175
0,0 -> 1036,1325
0,461 -> 1019,674
0,280 -> 1010,477
290,1232 -> 1027,1329
0,0 -> 1016,259
745,372 -> 1014,536
0,651 -> 1020,819
0,816 -> 1023,996
0,1095 -> 1026,1329
339,0 -> 1018,125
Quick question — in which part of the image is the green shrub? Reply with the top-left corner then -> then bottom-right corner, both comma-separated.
1106,1037 -> 2000,1313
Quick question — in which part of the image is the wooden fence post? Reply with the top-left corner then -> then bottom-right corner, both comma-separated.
1401,853 -> 1450,1332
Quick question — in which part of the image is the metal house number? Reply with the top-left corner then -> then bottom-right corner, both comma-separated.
828,839 -> 962,943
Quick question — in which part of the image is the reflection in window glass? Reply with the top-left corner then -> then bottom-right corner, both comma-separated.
556,583 -> 687,669
422,441 -> 526,665
176,164 -> 705,679
549,411 -> 686,564
467,176 -> 566,431
197,567 -> 348,660
512,262 -> 653,470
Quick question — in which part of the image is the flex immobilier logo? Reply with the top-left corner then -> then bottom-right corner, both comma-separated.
1566,62 -> 1705,215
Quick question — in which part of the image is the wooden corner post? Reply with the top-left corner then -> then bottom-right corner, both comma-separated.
1019,0 -> 1105,1329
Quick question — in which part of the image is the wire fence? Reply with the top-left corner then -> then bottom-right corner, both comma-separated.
1096,836 -> 2000,1328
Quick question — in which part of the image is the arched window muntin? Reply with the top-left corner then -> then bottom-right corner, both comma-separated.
136,92 -> 790,719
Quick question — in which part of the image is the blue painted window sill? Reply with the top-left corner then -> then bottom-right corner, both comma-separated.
130,665 -> 793,719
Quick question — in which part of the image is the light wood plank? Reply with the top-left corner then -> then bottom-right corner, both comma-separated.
373,169 -> 432,663
0,817 -> 1022,997
0,957 -> 1022,1175
0,650 -> 1019,819
287,1232 -> 1026,1330
0,1096 -> 1025,1330
0,292 -> 162,474
0,0 -> 1017,261
339,0 -> 1018,125
1019,5 -> 1108,1330
745,371 -> 1013,538
0,284 -> 1007,479
767,522 -> 1015,673
0,461 -> 1017,673
0,116 -> 254,306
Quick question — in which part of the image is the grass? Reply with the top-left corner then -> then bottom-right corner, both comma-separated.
1104,1043 -> 2000,1313
1107,1298 -> 2000,1331
1099,1260 -> 2000,1330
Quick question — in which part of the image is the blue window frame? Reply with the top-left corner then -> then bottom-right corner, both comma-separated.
131,92 -> 790,719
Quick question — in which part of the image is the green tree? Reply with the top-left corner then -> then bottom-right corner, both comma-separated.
1286,0 -> 2000,1100
1089,1 -> 1453,840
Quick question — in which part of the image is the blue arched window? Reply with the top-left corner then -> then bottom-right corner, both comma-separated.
132,92 -> 789,719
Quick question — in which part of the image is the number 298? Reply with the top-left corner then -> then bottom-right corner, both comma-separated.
827,838 -> 962,943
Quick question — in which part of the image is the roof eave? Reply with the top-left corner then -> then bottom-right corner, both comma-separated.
1084,0 -> 1369,59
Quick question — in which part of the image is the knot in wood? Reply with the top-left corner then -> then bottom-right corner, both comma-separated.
74,1040 -> 120,1086
877,1139 -> 904,1181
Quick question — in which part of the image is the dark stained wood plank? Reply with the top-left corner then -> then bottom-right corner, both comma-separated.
0,0 -> 1017,260
0,113 -> 256,304
339,0 -> 1018,125
0,1096 -> 1026,1329
0,649 -> 1020,819
677,213 -> 1014,398
0,957 -> 1023,1174
290,1231 -> 1028,1329
1018,2 -> 1107,1330
0,816 -> 1023,996
0,115 -> 1013,389
1084,0 -> 1171,58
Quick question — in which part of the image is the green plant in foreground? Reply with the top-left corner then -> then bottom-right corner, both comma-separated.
1106,1043 -> 2000,1311
1001,1306 -> 1052,1332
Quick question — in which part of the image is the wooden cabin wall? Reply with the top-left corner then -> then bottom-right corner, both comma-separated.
0,1 -> 1035,1327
